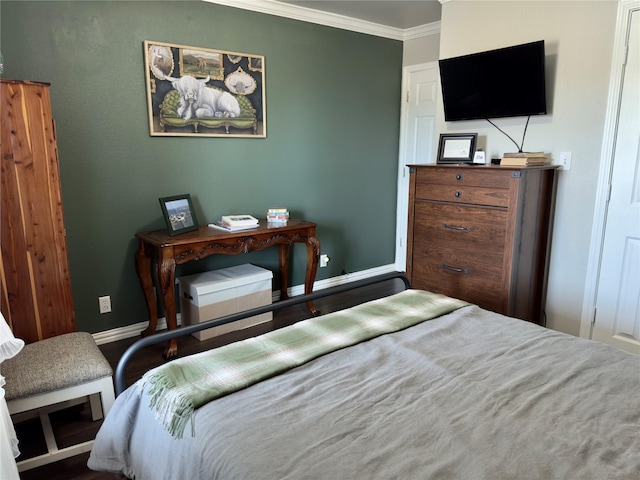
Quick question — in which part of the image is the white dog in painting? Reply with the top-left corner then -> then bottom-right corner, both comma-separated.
164,74 -> 241,120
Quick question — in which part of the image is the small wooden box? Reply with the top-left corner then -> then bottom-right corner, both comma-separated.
179,264 -> 273,341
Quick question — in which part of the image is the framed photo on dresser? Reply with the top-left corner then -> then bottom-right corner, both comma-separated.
436,133 -> 478,164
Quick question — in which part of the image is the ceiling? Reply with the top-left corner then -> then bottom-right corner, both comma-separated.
274,1 -> 442,30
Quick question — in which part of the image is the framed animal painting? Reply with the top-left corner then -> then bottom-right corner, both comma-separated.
144,40 -> 266,138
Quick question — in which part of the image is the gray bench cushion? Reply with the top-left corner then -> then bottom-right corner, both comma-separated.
2,332 -> 112,401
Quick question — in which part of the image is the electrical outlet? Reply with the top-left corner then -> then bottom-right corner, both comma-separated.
98,295 -> 111,314
320,254 -> 330,268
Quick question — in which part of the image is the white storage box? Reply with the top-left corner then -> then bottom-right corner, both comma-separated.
179,264 -> 273,341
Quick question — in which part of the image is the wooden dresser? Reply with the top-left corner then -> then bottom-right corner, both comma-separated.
406,164 -> 557,325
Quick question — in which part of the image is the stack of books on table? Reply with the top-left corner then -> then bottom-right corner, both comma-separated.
500,152 -> 550,166
266,208 -> 289,224
209,215 -> 259,232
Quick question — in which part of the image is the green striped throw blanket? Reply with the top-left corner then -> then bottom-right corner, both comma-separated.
138,289 -> 468,438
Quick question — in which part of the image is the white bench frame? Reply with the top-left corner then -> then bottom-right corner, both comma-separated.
8,376 -> 115,472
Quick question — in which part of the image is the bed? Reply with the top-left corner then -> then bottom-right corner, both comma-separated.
88,272 -> 640,479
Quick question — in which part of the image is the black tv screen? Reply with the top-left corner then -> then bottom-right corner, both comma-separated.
439,40 -> 547,122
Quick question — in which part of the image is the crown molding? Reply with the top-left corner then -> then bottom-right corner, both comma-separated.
202,0 -> 440,41
403,22 -> 441,40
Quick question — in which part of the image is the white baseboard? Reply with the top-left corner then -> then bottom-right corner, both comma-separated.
92,264 -> 398,345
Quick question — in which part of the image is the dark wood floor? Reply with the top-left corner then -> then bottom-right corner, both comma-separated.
16,277 -> 406,480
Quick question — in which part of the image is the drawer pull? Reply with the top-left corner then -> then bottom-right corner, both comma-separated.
442,223 -> 471,232
456,174 -> 463,181
440,263 -> 469,274
454,191 -> 462,198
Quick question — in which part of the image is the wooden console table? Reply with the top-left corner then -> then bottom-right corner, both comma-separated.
135,219 -> 320,358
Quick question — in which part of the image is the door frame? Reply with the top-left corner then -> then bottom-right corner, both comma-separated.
394,62 -> 438,272
580,0 -> 640,339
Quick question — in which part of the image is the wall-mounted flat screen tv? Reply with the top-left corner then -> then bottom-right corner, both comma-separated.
439,40 -> 547,122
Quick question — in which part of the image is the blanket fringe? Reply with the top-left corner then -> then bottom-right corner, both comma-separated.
139,374 -> 195,438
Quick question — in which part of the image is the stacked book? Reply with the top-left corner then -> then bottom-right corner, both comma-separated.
500,152 -> 549,166
209,215 -> 259,232
266,208 -> 289,224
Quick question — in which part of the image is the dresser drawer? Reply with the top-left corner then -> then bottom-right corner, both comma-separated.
415,166 -> 513,188
410,246 -> 506,314
412,201 -> 507,253
413,167 -> 512,207
421,184 -> 510,207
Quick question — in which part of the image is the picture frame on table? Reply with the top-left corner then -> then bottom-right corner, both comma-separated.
436,133 -> 478,164
159,194 -> 199,236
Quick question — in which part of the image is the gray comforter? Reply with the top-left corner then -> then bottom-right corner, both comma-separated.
88,304 -> 640,479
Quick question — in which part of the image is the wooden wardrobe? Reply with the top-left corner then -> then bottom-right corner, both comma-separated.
1,80 -> 76,342
406,164 -> 557,325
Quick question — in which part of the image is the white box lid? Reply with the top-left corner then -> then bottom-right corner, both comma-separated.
179,263 -> 272,295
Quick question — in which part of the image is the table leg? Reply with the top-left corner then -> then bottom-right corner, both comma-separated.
278,239 -> 320,315
305,236 -> 321,315
278,244 -> 290,300
135,240 -> 159,337
156,257 -> 178,359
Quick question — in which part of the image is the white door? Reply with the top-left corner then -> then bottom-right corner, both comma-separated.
395,63 -> 438,271
591,7 -> 640,355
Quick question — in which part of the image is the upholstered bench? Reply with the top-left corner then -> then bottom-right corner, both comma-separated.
2,332 -> 115,471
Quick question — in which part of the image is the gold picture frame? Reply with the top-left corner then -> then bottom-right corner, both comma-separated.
144,40 -> 266,138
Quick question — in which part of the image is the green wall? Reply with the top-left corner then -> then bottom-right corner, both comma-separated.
1,1 -> 402,333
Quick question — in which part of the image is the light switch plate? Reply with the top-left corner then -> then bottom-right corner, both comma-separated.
559,152 -> 572,170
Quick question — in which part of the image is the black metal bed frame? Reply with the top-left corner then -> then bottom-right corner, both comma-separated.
115,271 -> 411,395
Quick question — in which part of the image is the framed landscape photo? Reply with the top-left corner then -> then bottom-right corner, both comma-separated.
437,133 -> 478,164
144,40 -> 266,138
159,194 -> 199,236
